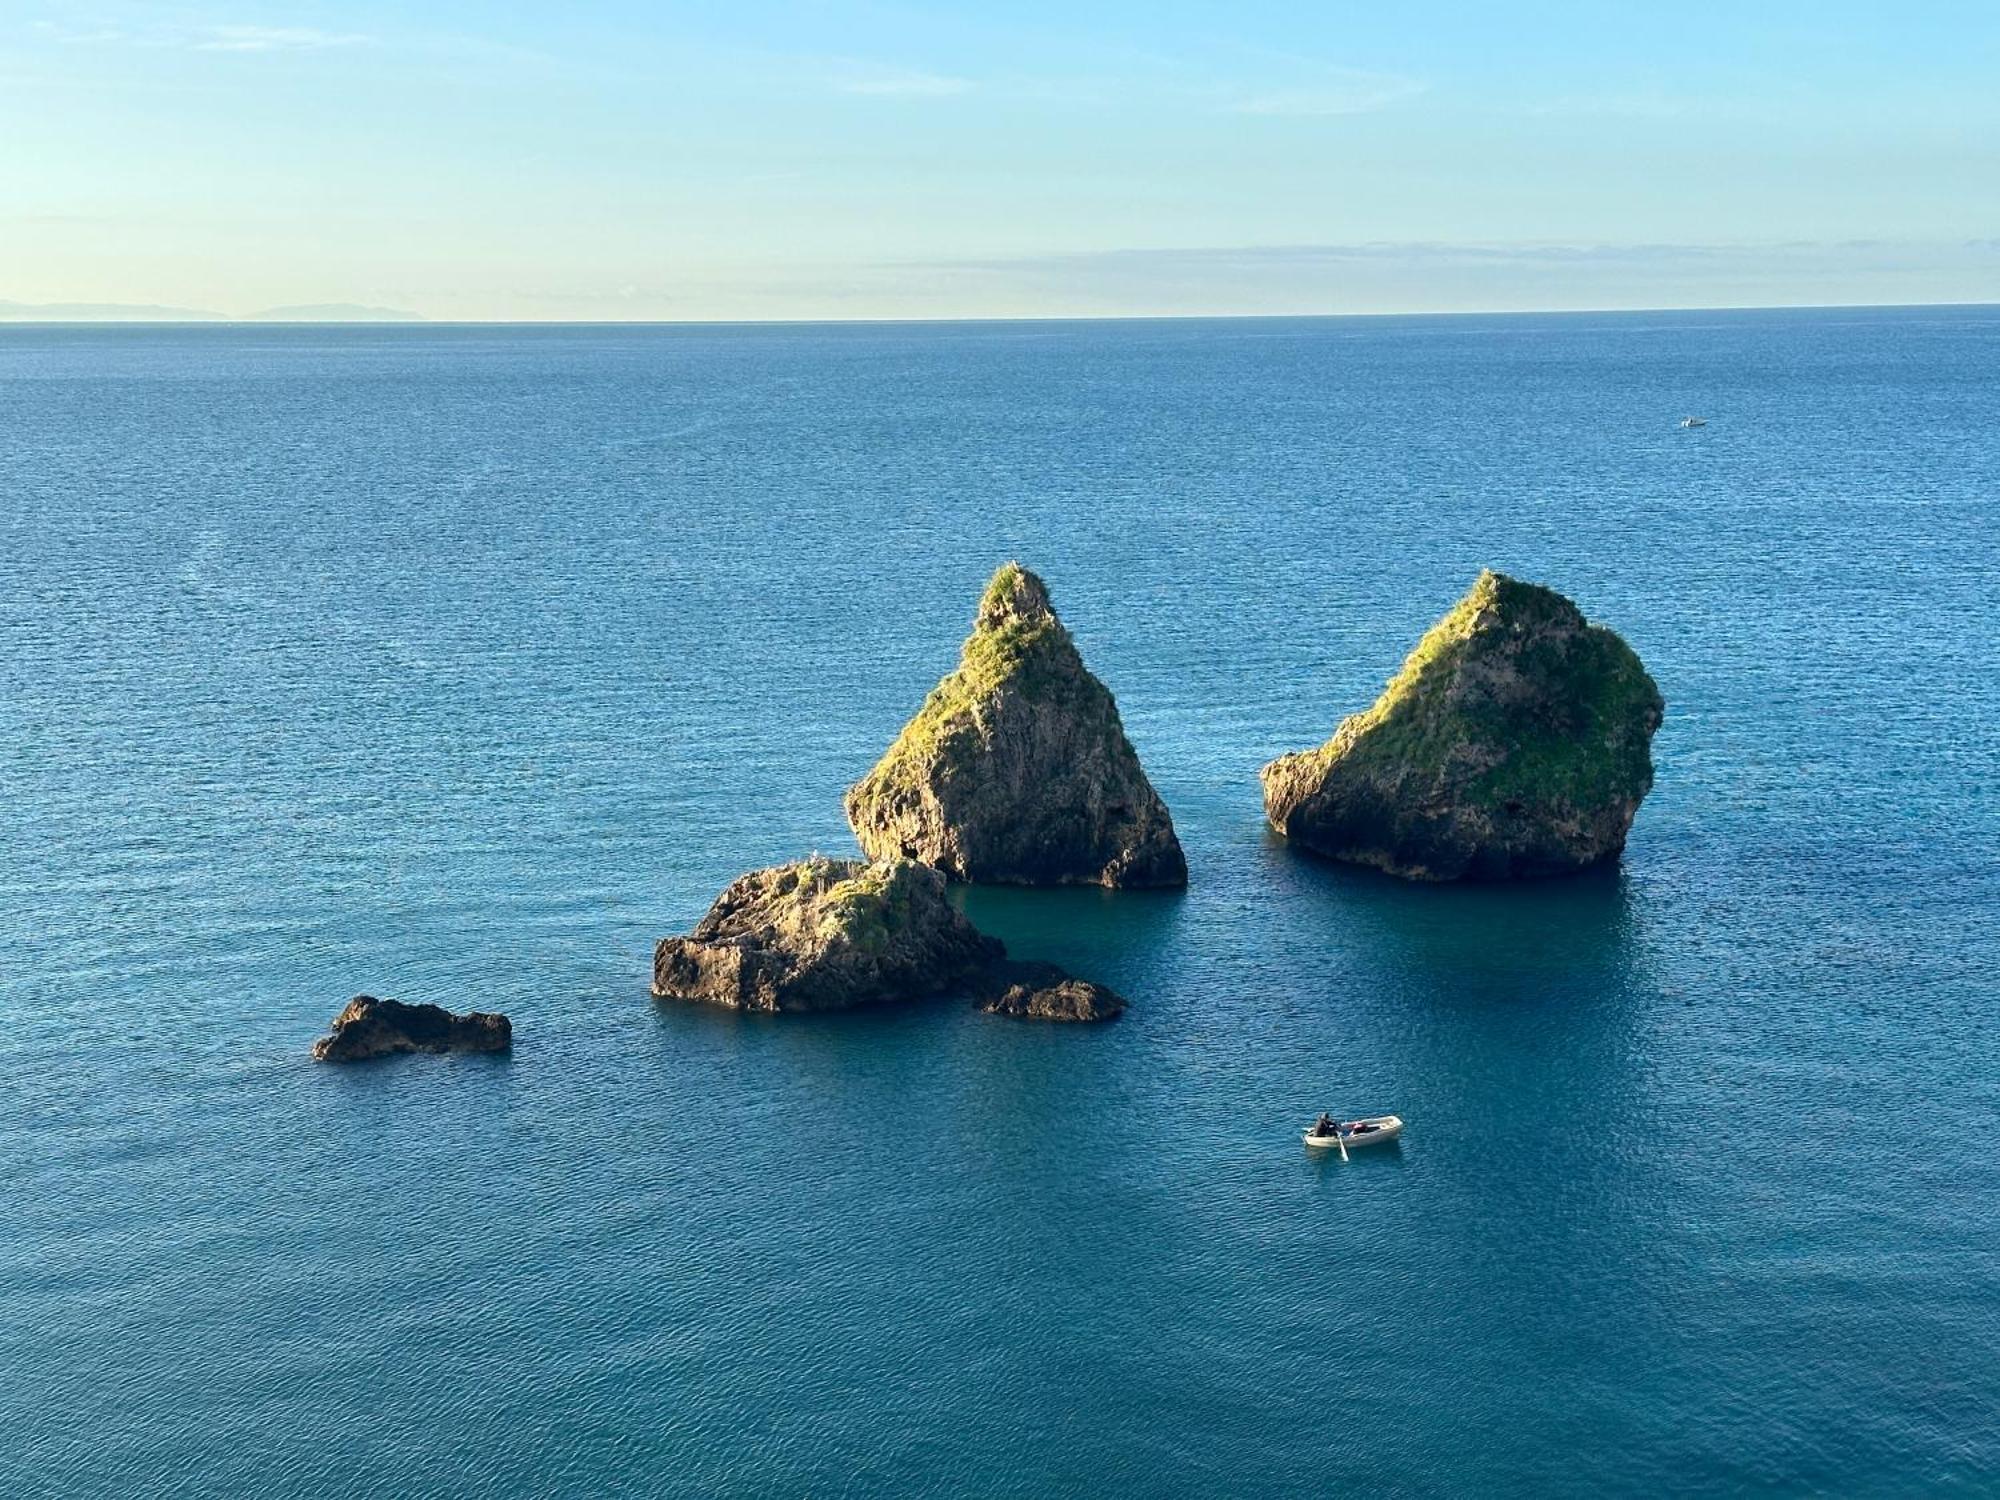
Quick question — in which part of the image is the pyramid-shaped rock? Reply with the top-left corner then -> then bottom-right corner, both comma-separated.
845,564 -> 1186,888
1261,571 -> 1663,880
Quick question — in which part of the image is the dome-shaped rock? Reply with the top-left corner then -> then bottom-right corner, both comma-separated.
844,564 -> 1186,888
1261,571 -> 1663,880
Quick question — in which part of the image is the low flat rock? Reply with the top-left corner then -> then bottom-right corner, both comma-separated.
653,857 -> 1002,1013
312,995 -> 512,1062
975,960 -> 1126,1022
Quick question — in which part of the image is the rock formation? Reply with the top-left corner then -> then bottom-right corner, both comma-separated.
653,857 -> 1129,1020
844,563 -> 1186,888
312,995 -> 512,1062
975,961 -> 1127,1022
652,857 -> 1002,1012
1261,571 -> 1664,880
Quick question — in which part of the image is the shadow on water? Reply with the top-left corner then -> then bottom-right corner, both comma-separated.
1254,827 -> 1643,999
1246,825 -> 1671,1204
641,887 -> 1188,1170
1240,834 -> 1704,1435
956,882 -> 1191,986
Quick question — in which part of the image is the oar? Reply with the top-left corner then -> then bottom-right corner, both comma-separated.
1335,1125 -> 1349,1162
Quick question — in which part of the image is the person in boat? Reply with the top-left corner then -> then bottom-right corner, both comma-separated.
1314,1112 -> 1336,1136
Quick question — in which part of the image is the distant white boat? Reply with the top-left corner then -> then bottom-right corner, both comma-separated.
1303,1114 -> 1403,1151
1680,416 -> 1708,428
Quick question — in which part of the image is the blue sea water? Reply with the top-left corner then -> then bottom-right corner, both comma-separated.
1,309 -> 1996,1498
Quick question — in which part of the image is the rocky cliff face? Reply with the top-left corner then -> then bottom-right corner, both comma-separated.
1261,571 -> 1663,880
652,857 -> 1002,1012
312,995 -> 513,1062
844,564 -> 1186,888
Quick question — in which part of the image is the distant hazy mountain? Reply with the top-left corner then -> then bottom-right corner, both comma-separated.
0,300 -> 228,322
245,303 -> 426,322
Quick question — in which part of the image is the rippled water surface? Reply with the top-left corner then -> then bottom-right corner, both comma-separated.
2,311 -> 1996,1497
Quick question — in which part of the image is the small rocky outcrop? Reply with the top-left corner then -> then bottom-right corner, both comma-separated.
652,857 -> 1002,1013
975,961 -> 1127,1022
1261,571 -> 1664,881
653,857 -> 1129,1020
844,564 -> 1186,889
312,995 -> 512,1062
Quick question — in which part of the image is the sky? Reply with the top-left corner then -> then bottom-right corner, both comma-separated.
3,1 -> 1999,320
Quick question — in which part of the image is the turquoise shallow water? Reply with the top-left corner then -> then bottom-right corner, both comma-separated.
1,310 -> 1996,1497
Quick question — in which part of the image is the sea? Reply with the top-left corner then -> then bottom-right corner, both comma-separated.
1,309 -> 1995,1497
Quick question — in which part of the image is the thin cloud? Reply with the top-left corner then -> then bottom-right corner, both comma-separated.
192,26 -> 371,52
1526,91 -> 1694,120
926,241 -> 1816,275
30,22 -> 131,44
31,20 -> 370,52
832,63 -> 973,98
1230,68 -> 1426,117
881,239 -> 2000,314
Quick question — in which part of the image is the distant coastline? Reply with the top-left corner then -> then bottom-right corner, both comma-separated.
0,300 -> 425,324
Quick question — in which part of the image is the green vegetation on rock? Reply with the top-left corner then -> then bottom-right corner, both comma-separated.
844,563 -> 1186,888
1262,571 -> 1664,881
817,860 -> 920,954
868,565 -> 1090,789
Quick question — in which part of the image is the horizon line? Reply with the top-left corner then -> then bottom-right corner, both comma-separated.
3,298 -> 1997,330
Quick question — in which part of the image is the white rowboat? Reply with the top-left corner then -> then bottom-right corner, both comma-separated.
1303,1114 -> 1403,1150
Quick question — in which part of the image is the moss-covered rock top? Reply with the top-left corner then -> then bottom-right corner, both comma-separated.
1262,570 -> 1663,880
976,560 -> 1053,630
871,563 -> 1089,781
845,563 -> 1186,888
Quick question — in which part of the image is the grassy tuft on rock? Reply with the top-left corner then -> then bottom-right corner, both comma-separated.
865,563 -> 1107,792
817,861 -> 921,954
1296,570 -> 1657,812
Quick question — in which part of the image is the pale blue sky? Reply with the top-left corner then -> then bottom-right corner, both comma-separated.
4,1 -> 1998,318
